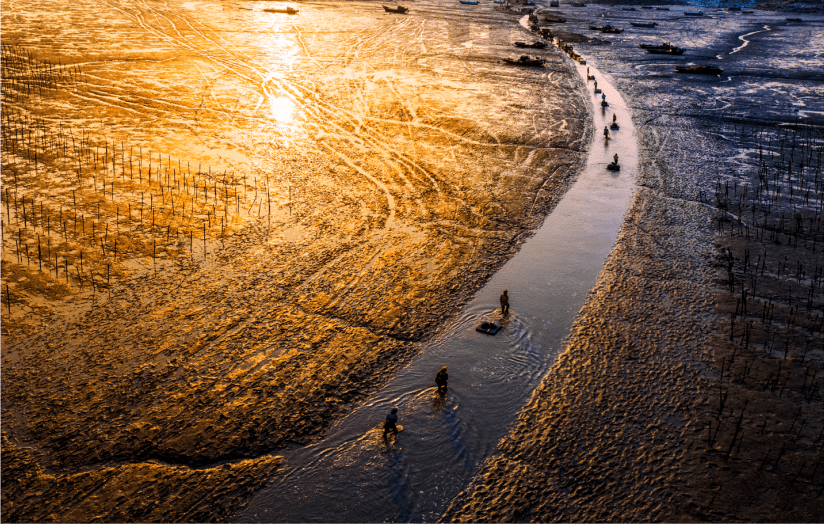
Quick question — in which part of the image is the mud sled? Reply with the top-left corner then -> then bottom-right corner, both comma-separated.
476,321 -> 502,335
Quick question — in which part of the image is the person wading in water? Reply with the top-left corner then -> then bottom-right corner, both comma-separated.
500,289 -> 510,315
435,366 -> 449,394
383,407 -> 399,437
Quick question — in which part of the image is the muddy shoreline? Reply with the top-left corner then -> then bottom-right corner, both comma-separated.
1,0 -> 591,520
445,6 -> 823,522
2,2 -> 821,522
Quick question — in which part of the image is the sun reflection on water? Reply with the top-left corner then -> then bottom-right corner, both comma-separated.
269,96 -> 296,123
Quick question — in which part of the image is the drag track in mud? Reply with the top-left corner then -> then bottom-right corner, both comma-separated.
1,0 -> 590,520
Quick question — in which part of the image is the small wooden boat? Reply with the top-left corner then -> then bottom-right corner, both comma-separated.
684,10 -> 704,16
589,24 -> 623,34
655,7 -> 669,10
641,6 -> 653,9
543,13 -> 567,23
476,321 -> 502,335
514,41 -> 547,49
727,6 -> 741,11
382,5 -> 409,13
786,17 -> 802,22
640,42 -> 685,55
459,1 -> 479,4
571,2 -> 587,6
263,6 -> 298,14
675,64 -> 723,75
742,10 -> 754,14
622,7 -> 636,11
493,0 -> 505,3
503,55 -> 545,67
631,21 -> 658,28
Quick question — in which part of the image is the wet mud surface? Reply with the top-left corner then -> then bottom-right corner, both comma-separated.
1,0 -> 590,520
446,5 -> 823,523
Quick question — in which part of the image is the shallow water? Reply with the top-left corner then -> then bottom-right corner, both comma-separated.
239,57 -> 636,522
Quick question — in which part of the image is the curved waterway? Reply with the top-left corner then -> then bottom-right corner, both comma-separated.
238,56 -> 637,522
719,25 -> 771,58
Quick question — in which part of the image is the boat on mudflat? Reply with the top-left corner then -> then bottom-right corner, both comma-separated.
382,5 -> 409,13
459,1 -> 479,4
640,42 -> 685,55
263,7 -> 298,14
684,10 -> 704,16
514,41 -> 548,48
675,64 -> 722,75
503,55 -> 545,67
543,13 -> 567,23
589,24 -> 623,34
631,20 -> 658,28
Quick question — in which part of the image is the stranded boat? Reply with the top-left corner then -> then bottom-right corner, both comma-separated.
631,20 -> 658,28
263,7 -> 298,14
589,24 -> 624,33
503,55 -> 546,67
684,10 -> 704,16
476,321 -> 502,335
640,42 -> 685,55
544,13 -> 567,23
459,1 -> 479,4
514,41 -> 548,48
675,64 -> 723,75
382,5 -> 409,13
656,7 -> 670,10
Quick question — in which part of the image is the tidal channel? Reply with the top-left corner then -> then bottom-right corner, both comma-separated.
239,55 -> 637,523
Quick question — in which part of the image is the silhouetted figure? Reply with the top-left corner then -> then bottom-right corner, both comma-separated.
613,113 -> 617,125
614,153 -> 619,165
603,126 -> 610,139
436,366 -> 449,394
500,289 -> 510,315
383,407 -> 399,436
